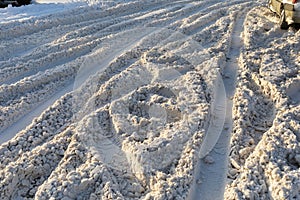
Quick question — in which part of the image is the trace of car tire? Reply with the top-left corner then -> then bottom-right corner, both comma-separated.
1,0 -> 299,199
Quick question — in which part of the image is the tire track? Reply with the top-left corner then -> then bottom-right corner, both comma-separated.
0,5 -> 178,84
224,4 -> 300,199
188,8 -> 247,200
2,0 -> 241,136
0,2 -> 205,134
3,0 -> 296,199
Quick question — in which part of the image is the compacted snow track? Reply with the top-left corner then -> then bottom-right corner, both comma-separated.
188,9 -> 248,200
0,0 -> 300,199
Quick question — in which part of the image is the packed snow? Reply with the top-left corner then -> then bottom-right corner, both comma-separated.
0,0 -> 299,199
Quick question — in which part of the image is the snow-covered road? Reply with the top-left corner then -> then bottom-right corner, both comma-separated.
0,0 -> 299,199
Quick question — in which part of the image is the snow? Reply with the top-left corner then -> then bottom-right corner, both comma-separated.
0,0 -> 300,199
0,1 -> 83,24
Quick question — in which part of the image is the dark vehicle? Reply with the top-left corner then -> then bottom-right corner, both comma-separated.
0,0 -> 31,8
268,0 -> 300,29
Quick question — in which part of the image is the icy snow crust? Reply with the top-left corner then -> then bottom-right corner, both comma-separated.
0,0 -> 300,199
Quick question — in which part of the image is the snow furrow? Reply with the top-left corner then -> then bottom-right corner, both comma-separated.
0,0 -> 299,199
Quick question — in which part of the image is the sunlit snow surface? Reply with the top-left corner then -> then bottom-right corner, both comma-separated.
0,0 -> 132,24
0,1 -> 84,24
